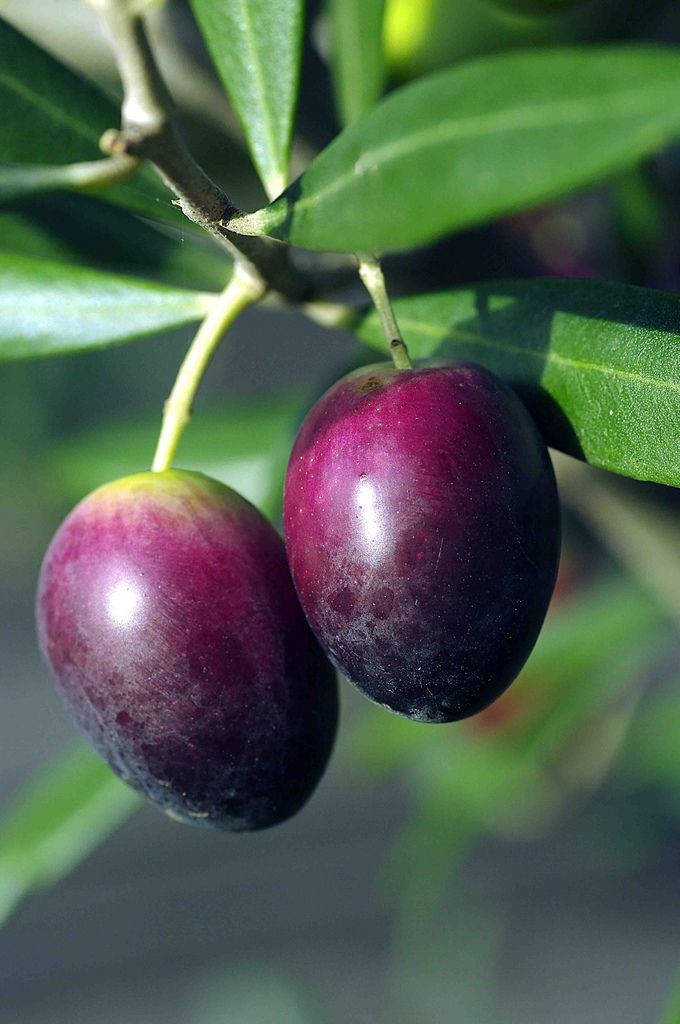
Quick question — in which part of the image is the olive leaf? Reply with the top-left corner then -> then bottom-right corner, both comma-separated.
189,0 -> 304,199
232,46 -> 680,253
326,0 -> 386,126
0,254 -> 216,359
0,746 -> 140,929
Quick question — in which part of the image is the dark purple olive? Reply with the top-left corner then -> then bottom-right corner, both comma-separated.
37,470 -> 338,830
284,363 -> 560,723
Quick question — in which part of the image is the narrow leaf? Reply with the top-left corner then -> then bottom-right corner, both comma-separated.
0,195 -> 230,293
190,0 -> 303,198
327,0 -> 386,125
0,17 -> 178,224
0,253 -> 216,360
0,746 -> 140,927
352,278 -> 680,486
233,46 -> 680,253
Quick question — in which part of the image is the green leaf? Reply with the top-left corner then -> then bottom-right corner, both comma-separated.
0,745 -> 140,927
627,690 -> 680,796
327,0 -> 386,125
0,194 -> 230,293
352,278 -> 680,486
0,17 -> 178,224
0,253 -> 216,360
233,46 -> 680,253
189,0 -> 303,199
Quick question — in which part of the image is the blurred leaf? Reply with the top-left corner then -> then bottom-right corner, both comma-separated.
626,690 -> 680,798
0,253 -> 216,360
0,745 -> 140,928
189,0 -> 303,199
509,582 -> 663,755
234,46 -> 680,253
612,165 -> 666,263
555,456 -> 680,622
388,896 -> 501,1023
194,967 -> 316,1024
46,396 -> 303,521
661,962 -> 680,1024
352,278 -> 680,486
0,17 -> 179,224
0,194 -> 230,292
0,208 -> 84,265
327,0 -> 386,125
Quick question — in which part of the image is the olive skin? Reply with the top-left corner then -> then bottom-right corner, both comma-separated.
37,470 -> 338,830
284,363 -> 560,723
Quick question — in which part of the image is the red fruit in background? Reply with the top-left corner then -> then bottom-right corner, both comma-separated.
284,363 -> 560,723
37,470 -> 338,831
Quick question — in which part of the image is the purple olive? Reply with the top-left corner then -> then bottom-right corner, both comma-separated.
284,363 -> 560,723
37,470 -> 338,830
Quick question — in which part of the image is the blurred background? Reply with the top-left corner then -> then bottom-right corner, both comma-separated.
0,0 -> 679,1021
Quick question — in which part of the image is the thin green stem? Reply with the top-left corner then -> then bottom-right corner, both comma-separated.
151,266 -> 264,473
0,154 -> 138,201
357,256 -> 412,369
68,153 -> 140,190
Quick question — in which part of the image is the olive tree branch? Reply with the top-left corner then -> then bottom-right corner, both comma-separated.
88,0 -> 309,300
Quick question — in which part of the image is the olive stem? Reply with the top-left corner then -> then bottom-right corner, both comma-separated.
88,0 -> 309,301
357,256 -> 412,369
4,152 -> 140,195
151,265 -> 265,473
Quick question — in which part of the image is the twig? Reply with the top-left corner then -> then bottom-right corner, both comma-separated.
0,154 -> 138,201
357,256 -> 412,369
88,0 -> 308,301
152,264 -> 265,473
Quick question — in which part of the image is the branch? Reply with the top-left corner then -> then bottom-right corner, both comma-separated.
88,0 -> 309,300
